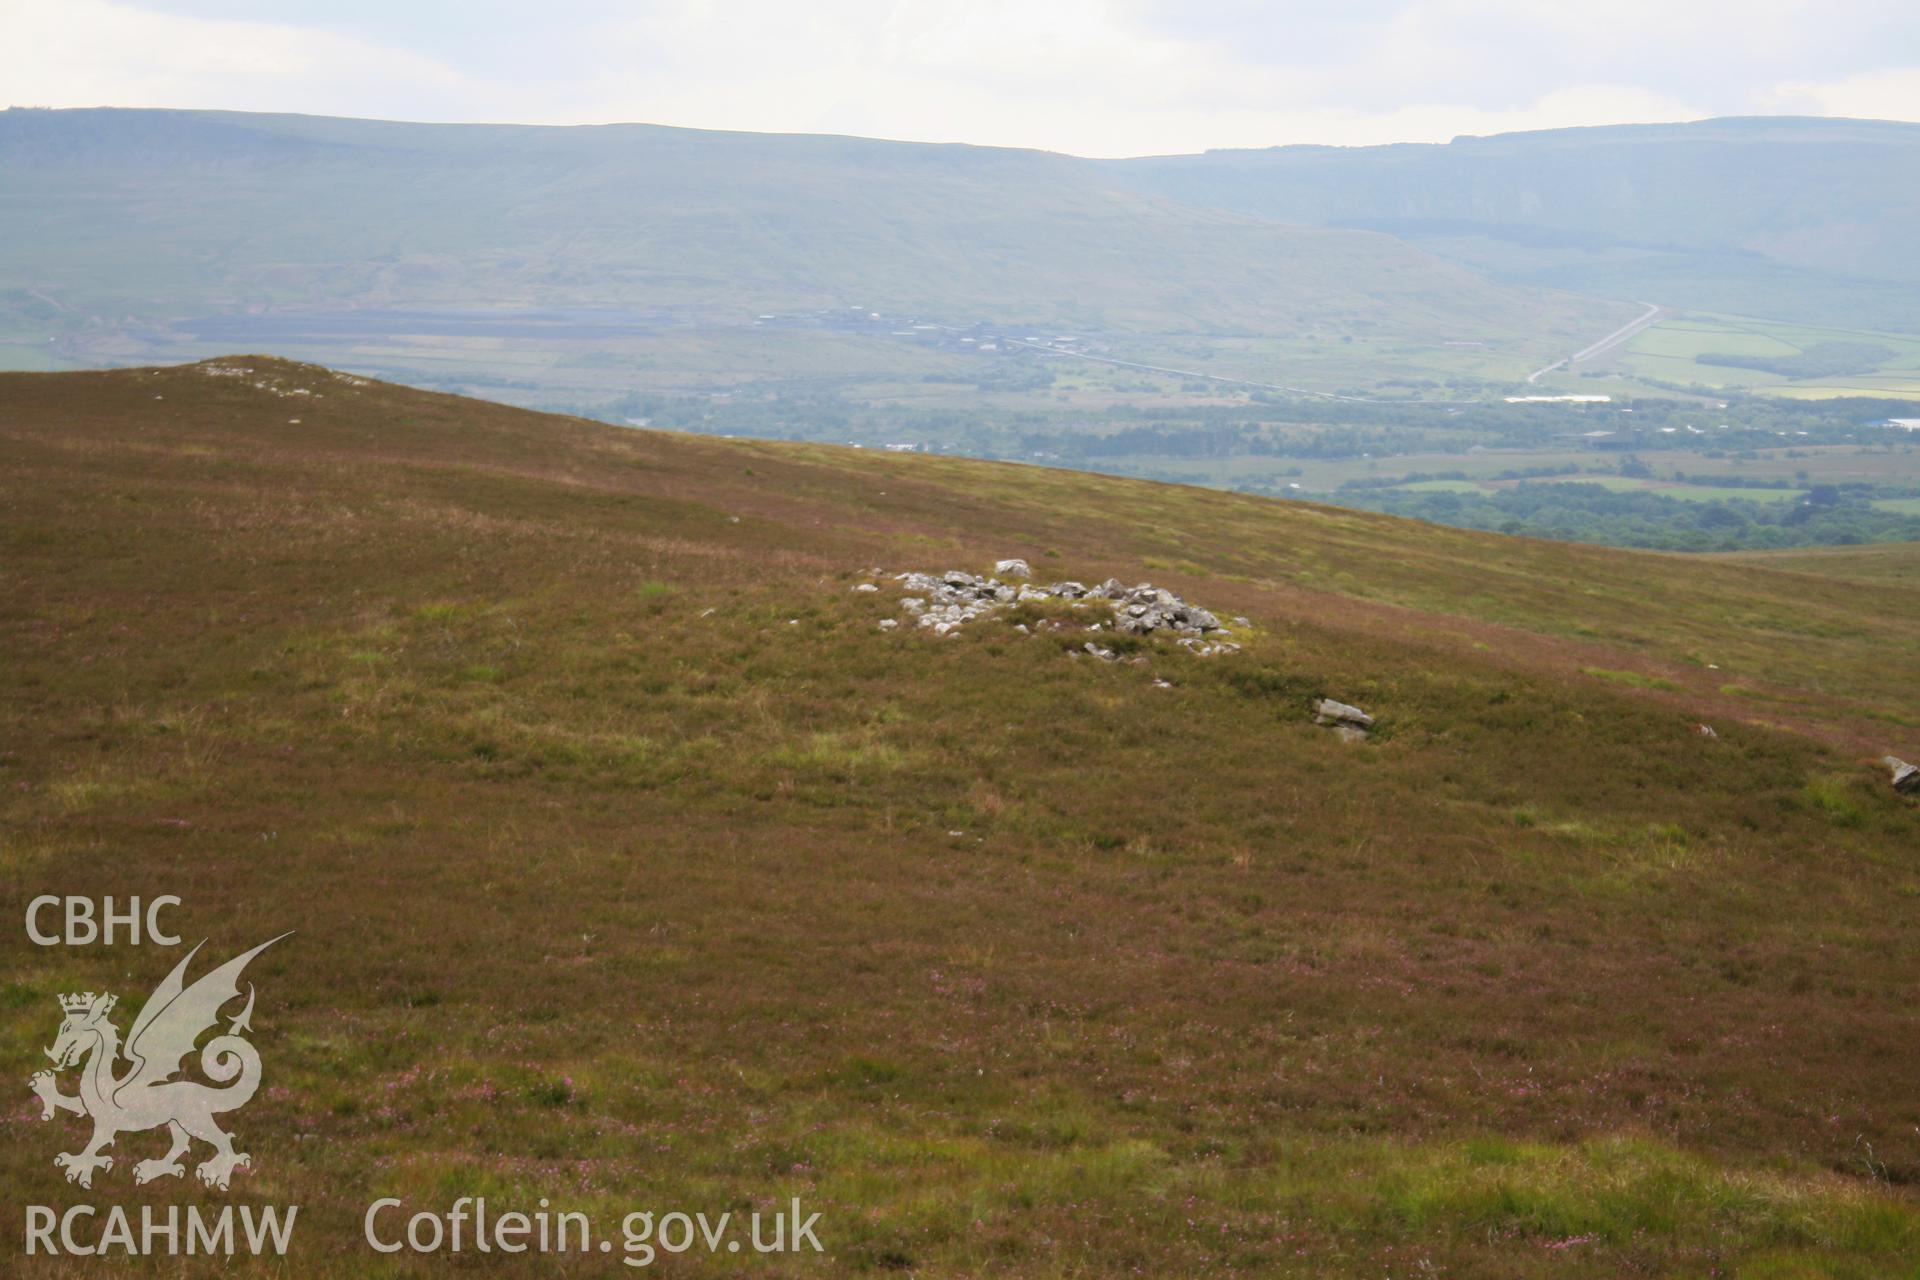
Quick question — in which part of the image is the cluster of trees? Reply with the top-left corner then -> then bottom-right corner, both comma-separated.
1696,341 -> 1894,380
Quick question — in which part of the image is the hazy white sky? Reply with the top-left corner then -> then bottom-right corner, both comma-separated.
5,0 -> 1918,156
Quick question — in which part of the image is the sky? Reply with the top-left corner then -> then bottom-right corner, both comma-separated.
5,0 -> 1919,157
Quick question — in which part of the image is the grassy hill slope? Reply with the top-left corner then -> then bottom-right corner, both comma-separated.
1722,541 -> 1920,586
3,360 -> 1918,1276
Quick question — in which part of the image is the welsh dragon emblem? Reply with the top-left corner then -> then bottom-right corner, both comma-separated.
28,935 -> 288,1191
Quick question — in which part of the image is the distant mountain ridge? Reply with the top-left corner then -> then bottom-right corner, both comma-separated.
0,106 -> 1614,342
2,108 -> 1913,381
1108,116 -> 1920,329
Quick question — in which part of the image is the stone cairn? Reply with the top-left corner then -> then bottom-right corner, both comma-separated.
855,560 -> 1392,738
872,559 -> 1242,658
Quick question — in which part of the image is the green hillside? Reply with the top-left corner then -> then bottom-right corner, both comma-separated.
4,360 -> 1917,1276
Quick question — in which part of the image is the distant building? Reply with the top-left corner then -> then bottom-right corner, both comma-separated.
1504,394 -> 1613,404
1889,418 -> 1920,432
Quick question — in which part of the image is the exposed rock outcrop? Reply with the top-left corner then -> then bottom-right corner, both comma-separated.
1887,756 -> 1919,794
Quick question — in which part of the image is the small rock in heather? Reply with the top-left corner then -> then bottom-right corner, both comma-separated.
1887,756 -> 1919,793
1313,698 -> 1374,732
995,558 -> 1032,578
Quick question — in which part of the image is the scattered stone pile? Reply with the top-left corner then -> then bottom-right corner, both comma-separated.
1887,756 -> 1919,794
876,564 -> 1240,657
864,562 -> 1386,738
891,569 -> 1042,635
1312,698 -> 1375,744
197,361 -> 361,397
